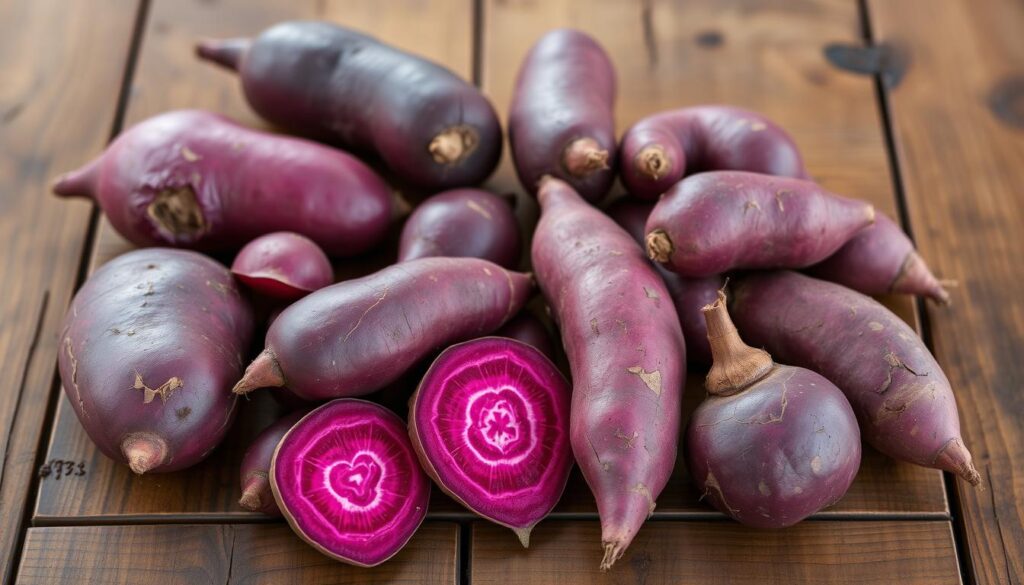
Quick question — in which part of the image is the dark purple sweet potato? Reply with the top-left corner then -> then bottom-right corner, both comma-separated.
233,257 -> 533,401
606,198 -> 723,365
809,212 -> 951,304
52,110 -> 392,256
398,189 -> 521,269
531,177 -> 685,569
620,106 -> 807,200
645,171 -> 875,277
239,409 -> 309,515
232,232 -> 333,300
686,292 -> 861,527
197,21 -> 501,189
57,249 -> 254,474
509,29 -> 616,202
730,271 -> 980,485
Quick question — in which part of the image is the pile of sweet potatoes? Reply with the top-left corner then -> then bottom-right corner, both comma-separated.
52,20 -> 975,572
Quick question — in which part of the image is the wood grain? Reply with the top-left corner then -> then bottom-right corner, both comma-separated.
867,0 -> 1024,582
0,0 -> 141,580
471,520 -> 962,584
16,523 -> 458,585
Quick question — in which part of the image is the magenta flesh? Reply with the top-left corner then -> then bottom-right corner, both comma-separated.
234,257 -> 533,401
531,177 -> 685,569
809,212 -> 950,304
197,21 -> 501,189
605,198 -> 723,365
645,171 -> 875,277
686,292 -> 861,528
271,399 -> 429,566
57,249 -> 253,474
730,271 -> 980,485
232,232 -> 333,300
509,29 -> 616,202
240,409 -> 309,515
52,110 -> 393,256
620,105 -> 808,200
398,189 -> 521,269
409,337 -> 571,546
493,311 -> 555,362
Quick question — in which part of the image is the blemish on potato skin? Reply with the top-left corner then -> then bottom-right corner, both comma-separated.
590,318 -> 600,335
811,456 -> 823,474
176,407 -> 192,420
627,366 -> 662,395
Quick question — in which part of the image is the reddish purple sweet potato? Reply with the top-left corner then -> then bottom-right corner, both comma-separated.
197,21 -> 501,189
239,409 -> 309,515
233,257 -> 533,401
730,271 -> 980,485
494,311 -> 555,362
620,106 -> 807,200
52,110 -> 392,256
809,212 -> 951,304
645,171 -> 875,277
57,249 -> 254,474
398,189 -> 521,269
686,292 -> 861,527
606,198 -> 723,365
232,232 -> 333,300
509,29 -> 616,203
531,177 -> 685,569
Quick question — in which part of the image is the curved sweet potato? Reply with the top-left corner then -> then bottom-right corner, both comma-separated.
620,105 -> 807,200
198,21 -> 501,189
532,177 -> 685,569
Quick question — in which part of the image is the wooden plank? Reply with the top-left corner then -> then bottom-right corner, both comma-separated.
471,520 -> 962,584
16,523 -> 458,585
34,0 -> 477,523
478,0 -> 946,515
0,0 -> 141,580
866,1 -> 1024,582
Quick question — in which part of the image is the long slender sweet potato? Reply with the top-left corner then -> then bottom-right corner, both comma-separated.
620,106 -> 807,200
509,29 -> 616,203
532,177 -> 685,569
198,21 -> 501,189
52,110 -> 392,256
809,212 -> 950,304
233,257 -> 533,401
730,271 -> 979,485
645,171 -> 875,277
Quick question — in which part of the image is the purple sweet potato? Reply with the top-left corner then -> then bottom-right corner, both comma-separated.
239,409 -> 309,515
531,177 -> 685,569
606,198 -> 723,365
809,212 -> 951,304
409,337 -> 572,547
52,110 -> 392,256
509,29 -> 616,203
197,21 -> 501,189
233,257 -> 533,401
645,171 -> 875,277
494,311 -> 555,362
398,189 -> 521,269
271,399 -> 429,566
620,106 -> 807,200
686,292 -> 861,527
730,271 -> 980,485
57,249 -> 254,474
232,232 -> 333,300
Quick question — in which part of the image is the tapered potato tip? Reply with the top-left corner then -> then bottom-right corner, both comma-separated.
121,433 -> 168,475
893,251 -> 952,305
563,137 -> 609,178
233,349 -> 285,395
703,290 -> 773,396
600,539 -> 627,571
645,229 -> 673,264
195,37 -> 251,71
513,527 -> 531,549
636,145 -> 669,180
934,438 -> 981,486
51,157 -> 101,199
239,475 -> 268,511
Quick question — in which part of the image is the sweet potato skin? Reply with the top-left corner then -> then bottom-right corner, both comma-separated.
239,409 -> 308,515
620,106 -> 807,200
199,21 -> 501,189
494,312 -> 556,361
730,271 -> 979,484
509,29 -> 616,202
531,177 -> 684,568
57,249 -> 254,473
52,110 -> 392,256
252,257 -> 533,400
645,171 -> 875,277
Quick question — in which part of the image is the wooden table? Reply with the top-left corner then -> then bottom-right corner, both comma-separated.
1,0 -> 1021,583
